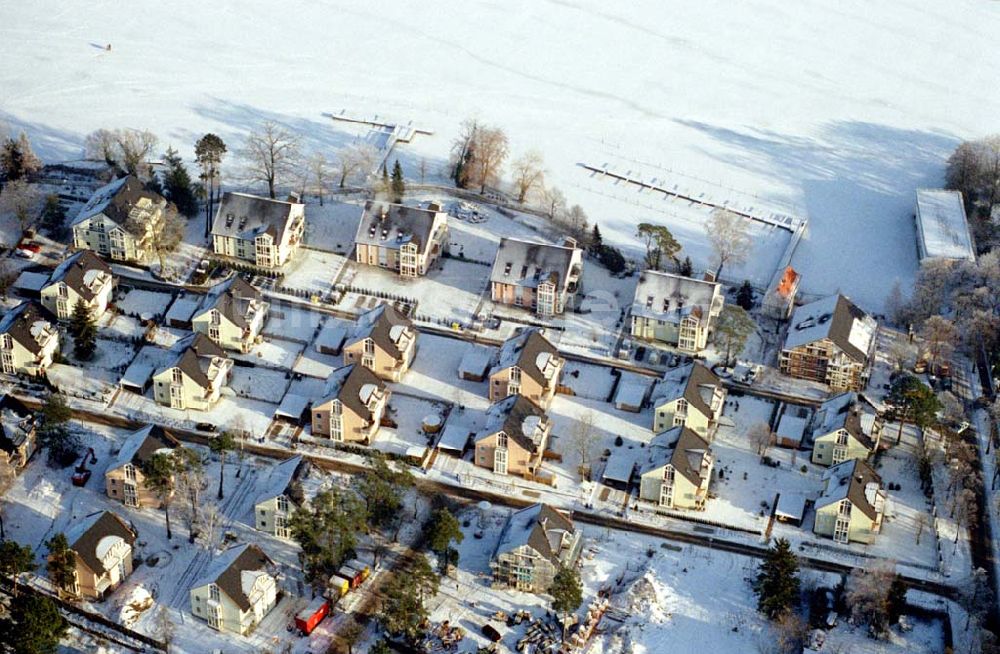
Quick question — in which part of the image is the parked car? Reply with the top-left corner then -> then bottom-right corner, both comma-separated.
195,422 -> 217,432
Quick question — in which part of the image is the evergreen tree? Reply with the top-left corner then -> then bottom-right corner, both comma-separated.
597,244 -> 626,274
208,431 -> 236,500
38,393 -> 78,467
355,453 -> 413,532
390,159 -> 405,203
369,640 -> 392,654
549,565 -> 583,641
886,373 -> 942,443
736,280 -> 755,310
162,147 -> 198,217
1,132 -> 41,182
379,556 -> 437,642
69,299 -> 97,361
679,256 -> 693,277
886,575 -> 907,624
714,304 -> 757,366
194,133 -> 227,237
40,194 -> 67,239
381,163 -> 390,197
0,593 -> 67,654
142,451 -> 177,540
0,539 -> 36,596
425,507 -> 464,572
755,538 -> 801,618
45,532 -> 76,596
289,488 -> 366,586
589,224 -> 603,254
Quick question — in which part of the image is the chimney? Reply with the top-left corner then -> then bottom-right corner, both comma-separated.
287,191 -> 302,204
703,270 -> 716,283
563,236 -> 578,249
380,205 -> 388,221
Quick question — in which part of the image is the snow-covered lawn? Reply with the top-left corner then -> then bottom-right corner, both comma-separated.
230,365 -> 291,403
302,199 -> 364,253
263,302 -> 327,343
234,337 -> 305,370
279,249 -> 348,295
116,289 -> 174,320
98,312 -> 146,340
396,333 -> 492,409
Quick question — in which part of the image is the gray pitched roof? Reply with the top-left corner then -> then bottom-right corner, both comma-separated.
354,201 -> 442,252
640,426 -> 711,486
212,192 -> 300,243
346,304 -> 413,360
0,394 -> 34,455
631,270 -> 720,324
655,363 -> 721,419
192,543 -> 273,612
491,329 -> 560,388
111,424 -> 179,472
489,238 -> 579,291
47,251 -> 113,301
479,395 -> 548,453
199,276 -> 263,329
72,175 -> 164,234
494,503 -> 575,567
784,294 -> 875,363
314,364 -> 386,422
0,301 -> 57,355
65,510 -> 137,575
159,332 -> 228,389
817,458 -> 883,520
812,392 -> 877,450
255,455 -> 312,507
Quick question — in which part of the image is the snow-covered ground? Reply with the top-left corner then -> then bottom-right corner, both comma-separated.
5,0 -> 999,311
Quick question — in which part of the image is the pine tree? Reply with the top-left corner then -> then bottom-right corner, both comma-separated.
380,162 -> 390,198
142,451 -> 177,540
0,594 -> 67,654
589,224 -> 603,254
70,299 -> 97,361
40,194 -> 67,238
390,159 -> 405,203
0,137 -> 24,182
46,533 -> 76,596
208,431 -> 236,500
0,540 -> 36,596
194,133 -> 227,237
425,507 -> 464,572
38,393 -> 78,466
549,565 -> 583,641
679,256 -> 693,277
755,538 -> 801,618
736,280 -> 755,310
162,147 -> 198,217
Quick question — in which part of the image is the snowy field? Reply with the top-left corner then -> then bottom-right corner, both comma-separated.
4,0 -> 999,311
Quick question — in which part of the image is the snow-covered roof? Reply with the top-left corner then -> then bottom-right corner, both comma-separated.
915,189 -> 975,262
110,424 -> 179,472
811,392 -> 878,450
354,201 -> 444,252
458,345 -> 492,379
631,270 -> 720,324
65,510 -> 136,575
490,329 -> 561,387
346,303 -> 413,359
494,503 -> 576,567
13,271 -> 50,293
652,363 -> 721,419
490,237 -> 581,292
255,455 -> 311,507
121,345 -> 175,390
314,364 -> 386,421
164,295 -> 200,325
315,322 -> 348,353
614,379 -> 649,409
191,543 -> 273,612
212,192 -> 302,244
783,294 -> 875,363
816,459 -> 884,520
775,413 -> 808,446
275,394 -> 309,421
0,301 -> 57,354
71,175 -> 164,233
438,420 -> 473,453
478,395 -> 549,453
46,250 -> 112,301
602,447 -> 640,484
775,493 -> 807,522
639,426 -> 711,487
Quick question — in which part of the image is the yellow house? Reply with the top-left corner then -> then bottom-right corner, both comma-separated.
630,270 -> 724,353
191,276 -> 269,353
651,363 -> 725,437
105,424 -> 180,508
813,459 -> 886,544
310,364 -> 389,445
211,192 -> 305,268
474,395 -> 551,478
810,392 -> 883,466
152,333 -> 232,411
190,543 -> 277,636
56,510 -> 137,600
343,304 -> 417,382
40,250 -> 114,321
490,237 -> 583,316
253,456 -> 315,539
638,427 -> 714,510
0,301 -> 60,377
490,504 -> 582,593
489,329 -> 563,408
0,394 -> 37,479
354,201 -> 449,277
71,175 -> 167,264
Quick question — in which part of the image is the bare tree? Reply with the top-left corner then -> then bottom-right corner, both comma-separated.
884,280 -> 907,326
468,126 -> 508,193
772,612 -> 808,654
844,561 -> 897,637
939,391 -> 966,428
307,153 -> 331,206
148,205 -> 185,275
954,487 -> 979,547
197,500 -> 222,550
0,179 -> 42,232
84,128 -> 117,164
747,422 -> 775,456
86,128 -> 158,178
707,208 -> 751,280
450,118 -> 480,188
155,605 -> 175,653
0,257 -> 17,300
418,157 -> 428,184
961,567 -> 993,631
915,513 -> 928,545
887,338 -> 914,374
570,411 -> 598,480
240,122 -> 300,198
335,143 -> 377,188
511,150 -> 545,204
920,315 -> 957,367
542,185 -> 567,220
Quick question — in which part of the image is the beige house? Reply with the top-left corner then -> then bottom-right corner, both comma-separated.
253,456 -> 315,538
780,294 -> 877,392
490,503 -> 582,593
71,175 -> 168,264
343,304 -> 416,382
474,395 -> 551,478
57,510 -> 137,600
310,365 -> 389,445
211,192 -> 305,268
651,363 -> 725,437
0,395 -> 37,479
40,250 -> 114,321
0,302 -> 60,377
630,270 -> 724,353
810,393 -> 883,466
190,543 -> 277,635
813,459 -> 886,544
639,427 -> 714,510
489,329 -> 563,409
152,333 -> 232,411
105,425 -> 180,508
490,237 -> 583,316
192,276 -> 269,353
354,201 -> 449,277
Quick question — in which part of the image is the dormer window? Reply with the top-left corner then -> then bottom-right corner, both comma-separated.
58,285 -> 68,298
646,295 -> 654,309
172,368 -> 183,385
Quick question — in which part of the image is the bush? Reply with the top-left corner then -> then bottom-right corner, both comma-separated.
597,244 -> 626,274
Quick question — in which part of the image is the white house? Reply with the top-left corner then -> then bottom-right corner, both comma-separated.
71,175 -> 167,264
40,250 -> 114,321
189,543 -> 277,635
211,192 -> 305,268
0,302 -> 60,377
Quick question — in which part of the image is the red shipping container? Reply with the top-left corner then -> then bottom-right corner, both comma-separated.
294,597 -> 329,635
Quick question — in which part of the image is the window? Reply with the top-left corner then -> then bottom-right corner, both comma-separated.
209,584 -> 220,602
124,464 -> 136,481
172,369 -> 183,385
277,496 -> 289,513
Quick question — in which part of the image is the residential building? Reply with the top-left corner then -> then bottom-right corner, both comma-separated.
0,394 -> 37,477
638,427 -> 714,511
915,189 -> 976,263
353,201 -> 448,277
813,459 -> 886,544
762,266 -> 800,320
254,456 -> 315,539
490,503 -> 582,593
343,304 -> 416,382
152,333 -> 232,411
71,175 -> 167,263
191,276 -> 269,353
190,543 -> 277,635
489,237 -> 583,316
474,395 -> 551,478
57,510 -> 137,600
810,393 -> 883,466
779,294 -> 877,392
104,425 -> 180,508
0,301 -> 60,377
488,329 -> 564,408
40,250 -> 114,321
651,363 -> 725,437
211,192 -> 305,268
630,270 -> 724,352
310,365 -> 389,445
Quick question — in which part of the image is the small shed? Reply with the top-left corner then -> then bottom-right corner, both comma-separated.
327,574 -> 350,598
601,447 -> 639,490
164,295 -> 200,329
775,493 -> 808,526
12,271 -> 48,299
458,345 -> 492,382
275,394 -> 310,424
315,322 -> 348,355
437,422 -> 473,457
613,379 -> 649,413
775,412 -> 808,449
